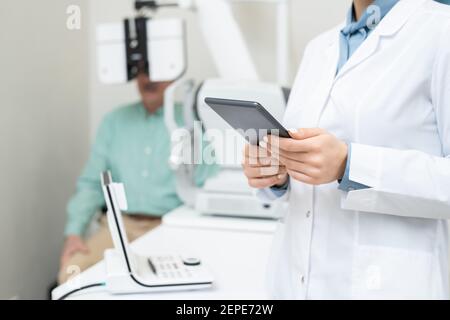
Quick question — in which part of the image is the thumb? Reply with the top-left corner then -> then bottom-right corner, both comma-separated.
288,128 -> 325,140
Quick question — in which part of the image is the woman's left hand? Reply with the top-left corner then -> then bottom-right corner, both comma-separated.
260,128 -> 348,185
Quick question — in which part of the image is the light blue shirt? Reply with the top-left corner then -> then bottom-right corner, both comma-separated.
337,0 -> 399,73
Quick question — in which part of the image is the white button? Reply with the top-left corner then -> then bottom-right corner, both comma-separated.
142,170 -> 149,178
306,210 -> 311,218
144,147 -> 152,155
300,275 -> 305,284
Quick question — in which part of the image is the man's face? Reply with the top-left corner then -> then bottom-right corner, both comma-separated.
136,73 -> 173,114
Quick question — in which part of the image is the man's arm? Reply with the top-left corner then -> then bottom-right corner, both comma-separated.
64,115 -> 112,236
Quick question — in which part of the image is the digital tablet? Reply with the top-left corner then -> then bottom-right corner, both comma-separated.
204,97 -> 290,145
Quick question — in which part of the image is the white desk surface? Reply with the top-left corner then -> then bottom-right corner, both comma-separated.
162,206 -> 278,233
53,211 -> 276,300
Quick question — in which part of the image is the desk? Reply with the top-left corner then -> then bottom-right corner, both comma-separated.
52,208 -> 276,300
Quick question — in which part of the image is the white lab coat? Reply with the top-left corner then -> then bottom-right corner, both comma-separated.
267,0 -> 450,299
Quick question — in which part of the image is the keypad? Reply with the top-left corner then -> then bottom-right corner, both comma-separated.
148,255 -> 193,279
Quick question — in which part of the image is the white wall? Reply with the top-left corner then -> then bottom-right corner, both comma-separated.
0,0 -> 89,299
89,0 -> 350,138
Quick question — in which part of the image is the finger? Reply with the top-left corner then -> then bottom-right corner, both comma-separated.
244,166 -> 274,178
288,128 -> 326,140
266,145 -> 317,166
287,169 -> 317,185
244,165 -> 286,179
275,152 -> 323,175
243,155 -> 278,167
244,144 -> 270,158
267,146 -> 313,164
262,136 -> 315,153
276,154 -> 320,177
261,135 -> 281,151
259,166 -> 287,177
248,175 -> 285,189
244,144 -> 272,164
244,144 -> 280,166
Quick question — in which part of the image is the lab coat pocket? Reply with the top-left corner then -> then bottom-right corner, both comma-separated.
351,245 -> 433,300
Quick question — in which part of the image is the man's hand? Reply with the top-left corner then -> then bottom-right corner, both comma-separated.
60,235 -> 89,267
242,144 -> 288,189
261,128 -> 348,185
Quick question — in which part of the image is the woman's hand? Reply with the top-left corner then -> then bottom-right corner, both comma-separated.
242,144 -> 288,189
261,128 -> 348,185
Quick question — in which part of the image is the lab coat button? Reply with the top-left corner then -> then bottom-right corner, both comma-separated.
306,210 -> 311,218
300,275 -> 305,284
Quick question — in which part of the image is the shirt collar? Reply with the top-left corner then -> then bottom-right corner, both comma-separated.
153,106 -> 164,117
137,102 -> 164,118
343,0 -> 399,36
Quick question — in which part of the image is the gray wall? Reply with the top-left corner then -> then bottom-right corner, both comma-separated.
0,0 -> 89,299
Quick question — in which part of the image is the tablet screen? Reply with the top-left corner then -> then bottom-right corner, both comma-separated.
205,97 -> 290,144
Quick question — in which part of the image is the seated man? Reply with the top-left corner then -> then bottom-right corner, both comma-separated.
58,73 -> 217,284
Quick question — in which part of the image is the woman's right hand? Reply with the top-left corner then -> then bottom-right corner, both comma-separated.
242,143 -> 288,189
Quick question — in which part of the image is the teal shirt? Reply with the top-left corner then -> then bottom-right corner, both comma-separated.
65,102 -> 218,236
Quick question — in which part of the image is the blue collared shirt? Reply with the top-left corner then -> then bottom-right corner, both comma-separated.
270,0 -> 399,196
337,0 -> 399,73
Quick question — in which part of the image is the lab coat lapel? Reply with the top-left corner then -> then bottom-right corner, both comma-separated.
303,0 -> 428,128
335,0 -> 427,82
335,33 -> 381,81
304,37 -> 340,127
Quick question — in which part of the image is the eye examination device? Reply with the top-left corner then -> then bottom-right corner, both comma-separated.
97,15 -> 186,84
100,171 -> 213,294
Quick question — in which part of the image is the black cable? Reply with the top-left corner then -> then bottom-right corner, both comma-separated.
57,283 -> 106,300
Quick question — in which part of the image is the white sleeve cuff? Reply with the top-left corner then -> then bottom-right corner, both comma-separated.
349,143 -> 383,189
